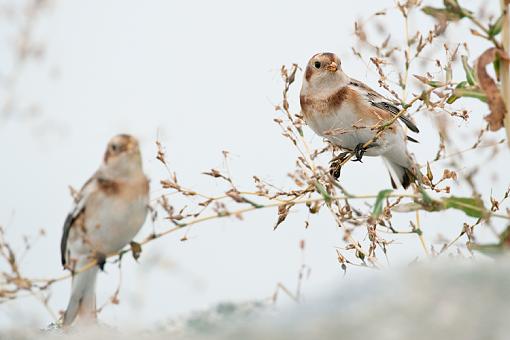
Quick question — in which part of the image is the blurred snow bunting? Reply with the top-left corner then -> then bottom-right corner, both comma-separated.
300,52 -> 420,189
60,134 -> 149,326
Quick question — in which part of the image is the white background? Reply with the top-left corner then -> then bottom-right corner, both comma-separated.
1,0 -> 508,329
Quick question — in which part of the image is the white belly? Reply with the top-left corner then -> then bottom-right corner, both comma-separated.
306,103 -> 391,156
68,193 -> 148,259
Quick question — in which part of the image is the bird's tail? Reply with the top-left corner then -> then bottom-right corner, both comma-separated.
62,260 -> 98,327
384,158 -> 420,190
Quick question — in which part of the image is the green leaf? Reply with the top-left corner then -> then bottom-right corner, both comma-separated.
469,226 -> 510,257
493,54 -> 501,81
469,243 -> 504,257
392,195 -> 488,219
456,80 -> 468,88
414,75 -> 446,88
372,189 -> 393,218
419,187 -> 433,205
443,0 -> 460,10
453,87 -> 487,102
356,249 -> 365,261
442,196 -> 486,218
445,64 -> 452,82
447,81 -> 469,103
422,6 -> 464,21
443,0 -> 473,17
297,126 -> 304,137
489,14 -> 504,37
314,181 -> 332,205
429,80 -> 447,88
446,95 -> 459,104
499,225 -> 510,246
461,55 -> 476,85
426,162 -> 433,181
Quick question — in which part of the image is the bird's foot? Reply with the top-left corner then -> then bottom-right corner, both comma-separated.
329,161 -> 342,180
95,253 -> 106,271
351,143 -> 378,162
329,152 -> 350,180
351,143 -> 366,162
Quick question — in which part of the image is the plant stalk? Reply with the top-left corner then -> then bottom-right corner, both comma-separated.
501,0 -> 510,147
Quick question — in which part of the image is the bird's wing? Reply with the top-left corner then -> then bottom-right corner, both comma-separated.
60,174 -> 98,267
349,79 -> 420,133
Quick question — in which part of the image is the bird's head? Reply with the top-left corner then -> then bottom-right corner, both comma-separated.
302,52 -> 348,94
103,134 -> 143,177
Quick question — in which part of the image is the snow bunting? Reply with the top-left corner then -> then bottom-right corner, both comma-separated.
60,134 -> 149,326
300,52 -> 420,189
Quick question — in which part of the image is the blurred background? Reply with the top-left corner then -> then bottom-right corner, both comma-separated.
0,0 -> 508,331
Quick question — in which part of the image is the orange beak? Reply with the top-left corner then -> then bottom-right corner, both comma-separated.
326,62 -> 338,72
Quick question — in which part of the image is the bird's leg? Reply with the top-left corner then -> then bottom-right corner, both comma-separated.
330,151 -> 351,163
329,151 -> 350,180
351,144 -> 366,162
95,253 -> 107,271
351,143 -> 378,163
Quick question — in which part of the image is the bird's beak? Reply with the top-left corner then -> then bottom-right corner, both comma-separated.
326,62 -> 338,72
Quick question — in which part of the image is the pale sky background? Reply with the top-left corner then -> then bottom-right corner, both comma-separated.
1,0 -> 508,330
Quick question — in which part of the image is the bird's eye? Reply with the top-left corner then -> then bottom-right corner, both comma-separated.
111,144 -> 118,152
314,61 -> 321,69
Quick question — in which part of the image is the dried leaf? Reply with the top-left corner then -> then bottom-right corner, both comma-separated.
155,140 -> 166,165
426,162 -> 433,181
225,189 -> 263,208
274,203 -> 294,230
226,189 -> 247,204
160,179 -> 178,190
130,241 -> 142,261
413,74 -> 445,88
476,48 -> 510,131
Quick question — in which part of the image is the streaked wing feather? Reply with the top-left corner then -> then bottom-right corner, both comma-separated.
370,101 -> 420,133
350,79 -> 420,133
407,135 -> 419,143
60,175 -> 97,266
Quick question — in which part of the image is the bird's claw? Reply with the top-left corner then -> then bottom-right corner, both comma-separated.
329,152 -> 350,180
329,161 -> 342,180
96,253 -> 106,271
351,143 -> 366,162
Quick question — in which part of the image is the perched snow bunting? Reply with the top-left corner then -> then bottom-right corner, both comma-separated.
300,52 -> 420,189
60,134 -> 149,326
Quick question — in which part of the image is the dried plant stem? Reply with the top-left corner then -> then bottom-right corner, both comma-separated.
272,282 -> 299,304
415,211 -> 429,256
468,14 -> 502,49
425,140 -> 505,167
501,0 -> 510,148
29,193 -> 418,285
440,232 -> 465,255
402,7 -> 411,101
28,191 -> 509,288
29,290 -> 58,322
